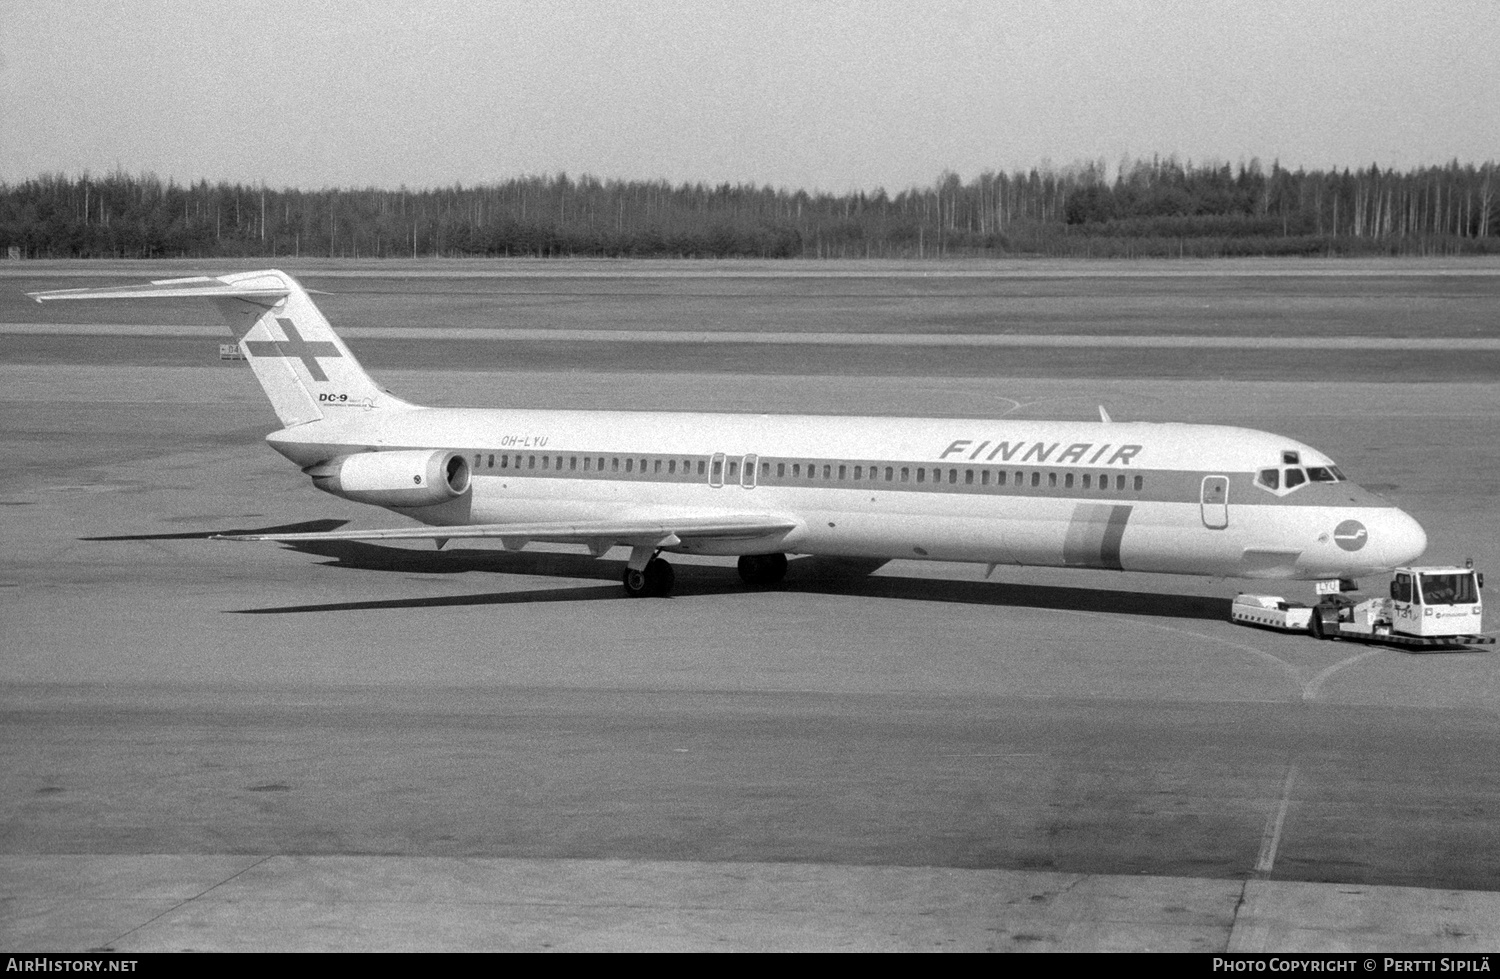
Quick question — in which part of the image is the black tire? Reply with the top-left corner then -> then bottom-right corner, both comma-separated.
622,566 -> 650,598
624,558 -> 674,597
644,557 -> 674,597
1308,607 -> 1327,640
738,553 -> 789,586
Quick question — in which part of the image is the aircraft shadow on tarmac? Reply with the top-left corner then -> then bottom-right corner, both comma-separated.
80,518 -> 351,542
221,535 -> 1233,621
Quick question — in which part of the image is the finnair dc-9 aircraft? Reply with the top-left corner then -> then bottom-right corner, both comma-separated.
32,270 -> 1427,597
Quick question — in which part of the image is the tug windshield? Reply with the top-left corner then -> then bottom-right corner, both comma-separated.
1418,573 -> 1478,605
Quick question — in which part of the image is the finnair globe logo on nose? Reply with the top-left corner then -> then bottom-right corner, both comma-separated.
1334,519 -> 1368,552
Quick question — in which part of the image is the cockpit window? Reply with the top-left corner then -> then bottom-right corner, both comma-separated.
1328,466 -> 1346,481
1284,468 -> 1307,489
1257,469 -> 1280,490
1306,466 -> 1338,483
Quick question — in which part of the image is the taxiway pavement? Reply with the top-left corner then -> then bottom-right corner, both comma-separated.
3,260 -> 1499,951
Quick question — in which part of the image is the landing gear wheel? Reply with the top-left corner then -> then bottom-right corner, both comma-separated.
1308,606 -> 1327,640
645,557 -> 674,596
623,558 -> 674,597
737,553 -> 789,586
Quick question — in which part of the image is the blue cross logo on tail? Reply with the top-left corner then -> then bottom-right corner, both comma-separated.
244,318 -> 342,382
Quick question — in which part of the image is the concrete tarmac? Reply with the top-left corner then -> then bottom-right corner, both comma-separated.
3,260 -> 1500,952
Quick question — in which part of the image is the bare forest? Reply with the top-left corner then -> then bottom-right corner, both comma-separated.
3,158 -> 1497,260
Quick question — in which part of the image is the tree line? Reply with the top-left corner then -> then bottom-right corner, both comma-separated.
2,157 -> 1496,260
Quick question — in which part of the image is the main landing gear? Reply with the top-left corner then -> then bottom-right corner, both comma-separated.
737,553 -> 788,587
622,557 -> 675,598
621,552 -> 789,597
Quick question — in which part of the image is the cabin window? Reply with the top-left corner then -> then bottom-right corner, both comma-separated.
1116,474 -> 1126,491
885,467 -> 894,481
528,455 -> 537,469
777,463 -> 785,478
711,458 -> 722,480
762,462 -> 771,476
1081,473 -> 1090,489
598,457 -> 606,471
1064,473 -> 1074,488
569,456 -> 577,471
667,460 -> 675,474
916,468 -> 925,484
653,459 -> 661,473
728,461 -> 739,480
1015,471 -> 1024,486
961,470 -> 969,485
1099,474 -> 1109,493
996,471 -> 1006,486
624,458 -> 633,473
901,468 -> 910,482
697,460 -> 705,475
980,470 -> 989,486
791,463 -> 800,477
474,454 -> 481,469
1030,472 -> 1040,488
1048,472 -> 1058,488
1133,475 -> 1143,491
610,458 -> 618,472
822,464 -> 831,479
853,465 -> 863,480
838,465 -> 847,480
501,455 -> 509,469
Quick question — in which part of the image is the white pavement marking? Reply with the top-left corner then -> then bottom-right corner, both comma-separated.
1303,650 -> 1383,701
1255,764 -> 1299,875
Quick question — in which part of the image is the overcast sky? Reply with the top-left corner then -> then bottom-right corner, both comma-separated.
3,0 -> 1496,193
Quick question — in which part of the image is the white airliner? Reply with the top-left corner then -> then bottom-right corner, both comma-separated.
32,269 -> 1428,597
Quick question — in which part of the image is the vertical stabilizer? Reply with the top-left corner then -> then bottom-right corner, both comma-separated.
30,269 -> 410,427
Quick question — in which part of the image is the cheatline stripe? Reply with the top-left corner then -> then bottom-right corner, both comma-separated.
5,322 -> 1500,350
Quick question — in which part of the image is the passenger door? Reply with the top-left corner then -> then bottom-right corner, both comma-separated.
1200,475 -> 1229,529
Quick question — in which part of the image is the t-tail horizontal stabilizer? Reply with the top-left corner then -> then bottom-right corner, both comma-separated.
28,269 -> 408,427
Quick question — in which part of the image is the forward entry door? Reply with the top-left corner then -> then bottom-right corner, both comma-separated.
1200,475 -> 1229,529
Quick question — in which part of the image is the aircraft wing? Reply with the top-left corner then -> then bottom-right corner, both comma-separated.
214,513 -> 799,552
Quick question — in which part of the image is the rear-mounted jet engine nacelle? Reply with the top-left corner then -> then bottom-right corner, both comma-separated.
307,450 -> 471,508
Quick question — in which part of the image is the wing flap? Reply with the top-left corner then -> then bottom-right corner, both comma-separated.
214,513 -> 798,549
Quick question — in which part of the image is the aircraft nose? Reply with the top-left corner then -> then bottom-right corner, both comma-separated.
1379,508 -> 1428,567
